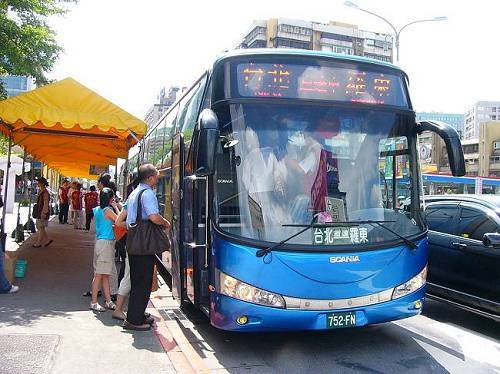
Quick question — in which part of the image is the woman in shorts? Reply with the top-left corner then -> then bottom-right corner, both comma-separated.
90,187 -> 117,312
33,177 -> 53,248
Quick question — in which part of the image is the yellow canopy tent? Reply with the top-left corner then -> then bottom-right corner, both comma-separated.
0,77 -> 146,179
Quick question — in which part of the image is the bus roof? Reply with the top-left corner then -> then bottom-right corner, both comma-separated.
214,48 -> 404,73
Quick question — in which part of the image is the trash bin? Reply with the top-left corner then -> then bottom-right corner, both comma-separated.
15,259 -> 27,278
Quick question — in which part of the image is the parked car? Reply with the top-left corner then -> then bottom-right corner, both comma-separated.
423,194 -> 500,321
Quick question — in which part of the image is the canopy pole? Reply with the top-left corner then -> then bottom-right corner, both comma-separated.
1,136 -> 13,249
14,153 -> 26,242
25,158 -> 36,233
122,157 -> 129,199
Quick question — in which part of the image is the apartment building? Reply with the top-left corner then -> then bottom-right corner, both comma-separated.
464,101 -> 500,140
238,18 -> 393,63
144,86 -> 180,130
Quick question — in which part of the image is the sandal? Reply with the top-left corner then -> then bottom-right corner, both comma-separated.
105,300 -> 116,310
90,302 -> 106,312
32,244 -> 42,248
44,239 -> 53,247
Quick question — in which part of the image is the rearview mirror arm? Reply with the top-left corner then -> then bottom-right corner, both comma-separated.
417,120 -> 466,177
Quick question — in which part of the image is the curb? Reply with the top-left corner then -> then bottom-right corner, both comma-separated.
148,297 -> 208,373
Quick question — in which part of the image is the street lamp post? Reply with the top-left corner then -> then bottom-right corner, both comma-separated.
344,1 -> 446,62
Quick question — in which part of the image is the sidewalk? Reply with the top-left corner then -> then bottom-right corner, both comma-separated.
0,220 -> 175,374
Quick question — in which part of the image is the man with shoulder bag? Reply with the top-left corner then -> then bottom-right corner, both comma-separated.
123,164 -> 170,331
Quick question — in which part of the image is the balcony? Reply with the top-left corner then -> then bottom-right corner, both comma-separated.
276,31 -> 311,42
319,38 -> 353,48
489,156 -> 500,171
245,32 -> 266,45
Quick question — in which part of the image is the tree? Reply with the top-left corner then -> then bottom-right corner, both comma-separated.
0,0 -> 73,98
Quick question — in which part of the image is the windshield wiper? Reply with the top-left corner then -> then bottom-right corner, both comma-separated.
256,224 -> 313,257
364,220 -> 418,250
255,220 -> 417,258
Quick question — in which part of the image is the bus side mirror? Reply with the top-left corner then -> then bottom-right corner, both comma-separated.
195,109 -> 219,177
417,120 -> 466,177
483,233 -> 500,248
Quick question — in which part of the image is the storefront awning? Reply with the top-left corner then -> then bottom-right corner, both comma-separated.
0,77 -> 146,178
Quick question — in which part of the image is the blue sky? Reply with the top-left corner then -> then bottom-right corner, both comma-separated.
49,0 -> 496,118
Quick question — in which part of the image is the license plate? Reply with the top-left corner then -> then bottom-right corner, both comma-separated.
326,311 -> 357,329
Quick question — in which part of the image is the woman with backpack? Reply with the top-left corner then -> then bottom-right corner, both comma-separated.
32,177 -> 53,248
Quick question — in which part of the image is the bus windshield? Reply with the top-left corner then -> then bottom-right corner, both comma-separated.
215,103 -> 424,248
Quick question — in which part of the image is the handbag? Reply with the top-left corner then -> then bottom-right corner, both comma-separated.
113,224 -> 128,241
32,203 -> 40,219
151,264 -> 159,292
126,189 -> 170,255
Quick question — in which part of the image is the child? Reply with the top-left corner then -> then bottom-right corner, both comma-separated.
90,187 -> 118,312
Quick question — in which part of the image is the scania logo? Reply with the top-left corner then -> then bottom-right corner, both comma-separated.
217,179 -> 233,184
330,255 -> 360,263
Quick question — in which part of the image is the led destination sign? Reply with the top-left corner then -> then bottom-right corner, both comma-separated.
237,62 -> 408,107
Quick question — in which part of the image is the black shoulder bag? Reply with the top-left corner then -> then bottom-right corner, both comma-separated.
126,189 -> 170,255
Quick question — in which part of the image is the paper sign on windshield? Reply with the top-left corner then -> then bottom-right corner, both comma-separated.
313,227 -> 369,245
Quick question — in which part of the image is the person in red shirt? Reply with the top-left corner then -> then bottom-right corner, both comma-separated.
84,185 -> 99,232
71,183 -> 83,229
58,179 -> 70,224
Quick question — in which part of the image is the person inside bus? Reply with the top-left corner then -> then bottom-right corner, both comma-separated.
240,127 -> 288,239
341,113 -> 391,224
284,113 -> 335,223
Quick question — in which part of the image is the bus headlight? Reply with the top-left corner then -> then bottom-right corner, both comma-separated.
392,266 -> 427,300
219,271 -> 286,308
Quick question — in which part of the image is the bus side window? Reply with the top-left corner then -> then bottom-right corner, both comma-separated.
159,105 -> 179,167
179,74 -> 208,173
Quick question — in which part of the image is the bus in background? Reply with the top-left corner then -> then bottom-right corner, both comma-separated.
135,49 -> 465,331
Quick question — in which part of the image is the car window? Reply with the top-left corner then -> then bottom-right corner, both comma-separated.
456,207 -> 499,241
425,205 -> 459,235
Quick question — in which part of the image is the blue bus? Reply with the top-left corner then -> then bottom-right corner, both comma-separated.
134,49 -> 465,331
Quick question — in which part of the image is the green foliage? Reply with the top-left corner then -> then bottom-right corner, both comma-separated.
0,134 -> 9,155
0,1 -> 74,93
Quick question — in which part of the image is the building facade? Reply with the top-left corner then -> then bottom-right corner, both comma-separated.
420,121 -> 500,194
144,86 -> 179,130
0,75 -> 35,97
238,18 -> 393,63
464,101 -> 500,140
416,112 -> 465,138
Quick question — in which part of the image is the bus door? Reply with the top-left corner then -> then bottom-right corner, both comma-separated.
170,133 -> 186,303
157,167 -> 173,274
183,152 -> 210,309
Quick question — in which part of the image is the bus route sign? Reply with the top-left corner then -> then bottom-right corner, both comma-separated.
313,227 -> 368,245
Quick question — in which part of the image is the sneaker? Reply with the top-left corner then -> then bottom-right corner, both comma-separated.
8,285 -> 19,294
90,302 -> 106,312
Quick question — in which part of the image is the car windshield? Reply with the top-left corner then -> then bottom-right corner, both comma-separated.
214,103 -> 424,247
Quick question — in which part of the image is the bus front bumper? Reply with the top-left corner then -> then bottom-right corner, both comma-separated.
210,287 -> 426,332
